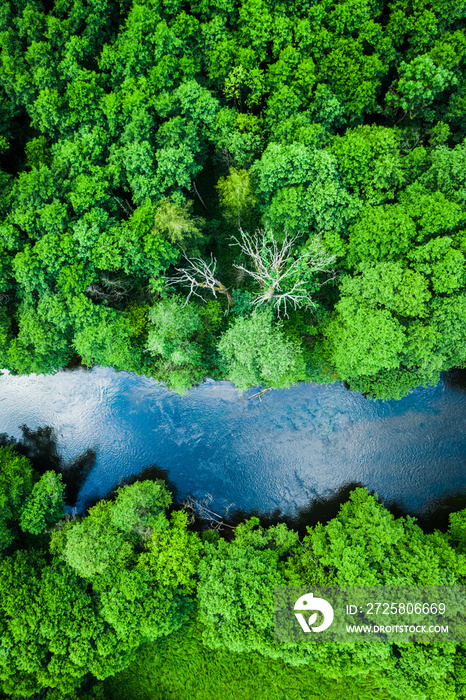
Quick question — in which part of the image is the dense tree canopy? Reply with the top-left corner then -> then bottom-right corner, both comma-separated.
0,0 -> 464,397
198,488 -> 466,700
0,441 -> 465,699
0,446 -> 201,698
1,4 -> 465,696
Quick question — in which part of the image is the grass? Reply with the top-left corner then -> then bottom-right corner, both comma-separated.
104,620 -> 391,700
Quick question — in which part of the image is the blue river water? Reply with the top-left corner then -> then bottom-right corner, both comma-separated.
0,367 -> 465,520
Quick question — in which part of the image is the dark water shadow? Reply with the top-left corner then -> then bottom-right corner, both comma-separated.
183,482 -> 364,540
443,367 -> 466,393
62,449 -> 98,505
0,425 -> 62,473
64,354 -> 89,371
186,482 -> 466,539
383,491 -> 466,533
0,425 -> 96,507
82,464 -> 179,513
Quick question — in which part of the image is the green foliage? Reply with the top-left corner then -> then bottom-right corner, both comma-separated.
0,551 -> 136,697
194,488 -> 466,696
449,510 -> 466,555
61,501 -> 127,580
231,288 -> 254,316
146,295 -> 206,391
19,471 -> 65,535
331,125 -> 405,205
58,480 -> 201,647
0,0 -> 465,397
105,620 -> 390,700
0,440 -> 466,700
215,167 -> 257,224
325,300 -> 407,379
125,302 -> 149,338
293,488 -> 465,586
217,309 -> 306,390
197,517 -> 299,656
251,142 -> 354,238
0,446 -> 34,553
150,198 -> 204,249
326,154 -> 466,398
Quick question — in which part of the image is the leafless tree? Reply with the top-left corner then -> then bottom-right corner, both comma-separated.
85,275 -> 133,303
191,180 -> 209,211
113,195 -> 134,216
230,228 -> 336,317
183,493 -> 236,533
166,253 -> 233,309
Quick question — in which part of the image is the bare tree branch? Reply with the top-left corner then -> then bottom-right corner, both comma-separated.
166,253 -> 233,309
230,228 -> 336,317
183,494 -> 237,532
85,276 -> 133,303
113,195 -> 134,216
191,180 -> 209,211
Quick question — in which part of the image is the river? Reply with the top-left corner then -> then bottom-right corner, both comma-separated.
0,367 -> 465,527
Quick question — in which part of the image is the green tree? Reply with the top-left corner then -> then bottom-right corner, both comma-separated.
197,518 -> 299,657
0,446 -> 34,553
20,471 -> 65,535
215,167 -> 257,225
325,300 -> 407,380
217,308 -> 306,390
150,197 -> 204,249
146,295 -> 205,392
331,125 -> 405,206
292,488 -> 466,586
58,480 -> 201,643
0,552 -> 135,697
251,142 -> 355,238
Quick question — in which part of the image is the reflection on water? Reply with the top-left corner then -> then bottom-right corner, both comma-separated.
0,367 -> 464,522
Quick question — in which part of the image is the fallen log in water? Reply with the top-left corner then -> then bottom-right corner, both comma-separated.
248,387 -> 272,401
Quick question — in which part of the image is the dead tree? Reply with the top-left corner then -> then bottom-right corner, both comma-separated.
85,275 -> 133,303
230,228 -> 336,317
166,253 -> 233,309
183,494 -> 236,533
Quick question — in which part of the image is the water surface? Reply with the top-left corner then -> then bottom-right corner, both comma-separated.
0,367 -> 464,519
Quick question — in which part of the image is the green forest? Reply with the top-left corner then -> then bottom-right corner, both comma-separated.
1,0 -> 466,697
0,444 -> 464,699
0,0 -> 465,398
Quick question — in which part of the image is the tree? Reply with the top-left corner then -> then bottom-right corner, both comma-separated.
231,228 -> 336,318
1,0 -> 466,399
325,299 -> 407,380
147,296 -> 201,374
250,142 -> 354,238
331,125 -> 405,206
293,488 -> 465,586
387,55 -> 458,121
58,480 -> 201,644
150,197 -> 204,249
166,255 -> 233,307
146,295 -> 206,392
215,167 -> 257,225
0,446 -> 34,553
197,518 -> 299,657
0,552 -> 135,697
217,308 -> 306,390
286,489 -> 466,698
20,471 -> 65,535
